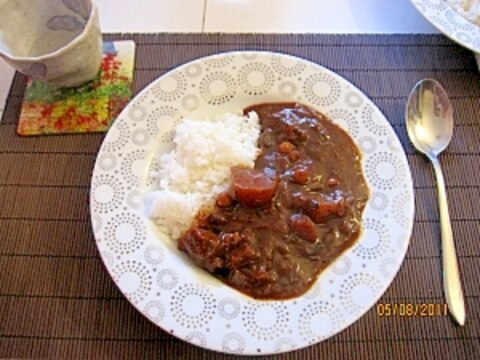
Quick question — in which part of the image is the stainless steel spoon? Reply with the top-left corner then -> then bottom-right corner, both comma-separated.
406,78 -> 465,326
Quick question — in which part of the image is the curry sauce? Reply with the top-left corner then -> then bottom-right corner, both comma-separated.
178,103 -> 369,299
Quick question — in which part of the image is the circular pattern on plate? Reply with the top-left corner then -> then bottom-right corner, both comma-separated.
365,152 -> 406,191
303,72 -> 342,107
274,338 -> 297,353
379,257 -> 399,278
353,218 -> 390,260
152,72 -> 188,102
181,94 -> 200,111
218,297 -> 241,320
432,14 -> 455,33
445,6 -> 472,31
331,255 -> 352,276
128,104 -> 148,122
171,283 -> 216,329
242,302 -> 290,341
156,268 -> 179,290
91,51 -> 414,355
91,174 -> 124,214
112,260 -> 152,303
222,333 -> 246,354
339,273 -> 382,314
126,189 -> 143,210
271,54 -> 306,77
199,71 -> 236,105
411,0 -> 480,53
357,135 -> 378,154
146,105 -> 180,136
102,120 -> 129,153
298,301 -> 344,343
362,104 -> 388,137
184,63 -> 202,78
205,55 -> 235,68
238,62 -> 275,95
370,191 -> 389,211
186,331 -> 208,347
392,190 -> 413,228
131,128 -> 150,146
120,150 -> 146,186
144,301 -> 166,323
144,245 -> 165,265
97,152 -> 117,172
278,81 -> 298,97
422,0 -> 445,11
344,90 -> 364,108
104,213 -> 146,255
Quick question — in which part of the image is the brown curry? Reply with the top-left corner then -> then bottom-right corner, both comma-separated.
178,103 -> 369,300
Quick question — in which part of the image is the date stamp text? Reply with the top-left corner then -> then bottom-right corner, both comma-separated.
376,302 -> 448,317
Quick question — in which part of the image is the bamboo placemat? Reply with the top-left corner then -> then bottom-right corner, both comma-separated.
1,34 -> 479,359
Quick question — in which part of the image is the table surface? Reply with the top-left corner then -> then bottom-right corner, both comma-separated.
1,32 -> 479,359
0,0 -> 439,115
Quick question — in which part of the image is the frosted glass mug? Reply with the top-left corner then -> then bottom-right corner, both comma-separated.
0,0 -> 103,87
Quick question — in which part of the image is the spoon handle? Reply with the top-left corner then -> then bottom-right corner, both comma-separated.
431,156 -> 465,325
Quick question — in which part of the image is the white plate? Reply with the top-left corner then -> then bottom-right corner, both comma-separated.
90,51 -> 414,355
412,0 -> 480,53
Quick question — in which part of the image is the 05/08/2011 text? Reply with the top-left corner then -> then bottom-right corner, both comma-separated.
376,302 -> 448,317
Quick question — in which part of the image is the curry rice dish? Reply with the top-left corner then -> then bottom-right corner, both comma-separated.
178,103 -> 370,300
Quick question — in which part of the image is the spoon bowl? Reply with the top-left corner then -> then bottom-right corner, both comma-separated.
406,78 -> 453,158
406,78 -> 465,326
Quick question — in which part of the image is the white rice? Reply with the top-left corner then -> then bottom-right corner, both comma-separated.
447,0 -> 480,25
145,111 -> 260,240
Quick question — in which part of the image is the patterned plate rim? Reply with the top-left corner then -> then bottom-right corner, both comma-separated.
411,0 -> 480,53
90,51 -> 415,355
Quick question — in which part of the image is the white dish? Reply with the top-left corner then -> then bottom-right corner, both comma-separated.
90,51 -> 414,355
412,0 -> 480,53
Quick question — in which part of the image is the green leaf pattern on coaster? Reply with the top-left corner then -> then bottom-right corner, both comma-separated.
17,40 -> 135,136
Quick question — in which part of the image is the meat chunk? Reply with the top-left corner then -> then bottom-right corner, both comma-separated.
230,266 -> 272,289
288,214 -> 318,243
285,124 -> 308,142
231,167 -> 279,208
288,191 -> 309,209
291,165 -> 310,184
179,226 -> 264,282
278,141 -> 295,154
304,192 -> 346,223
229,242 -> 258,268
178,228 -> 223,272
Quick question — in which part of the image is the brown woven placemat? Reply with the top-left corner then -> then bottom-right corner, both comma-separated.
1,34 -> 479,359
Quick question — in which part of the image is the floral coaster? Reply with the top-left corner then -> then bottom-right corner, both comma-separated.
17,40 -> 135,136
